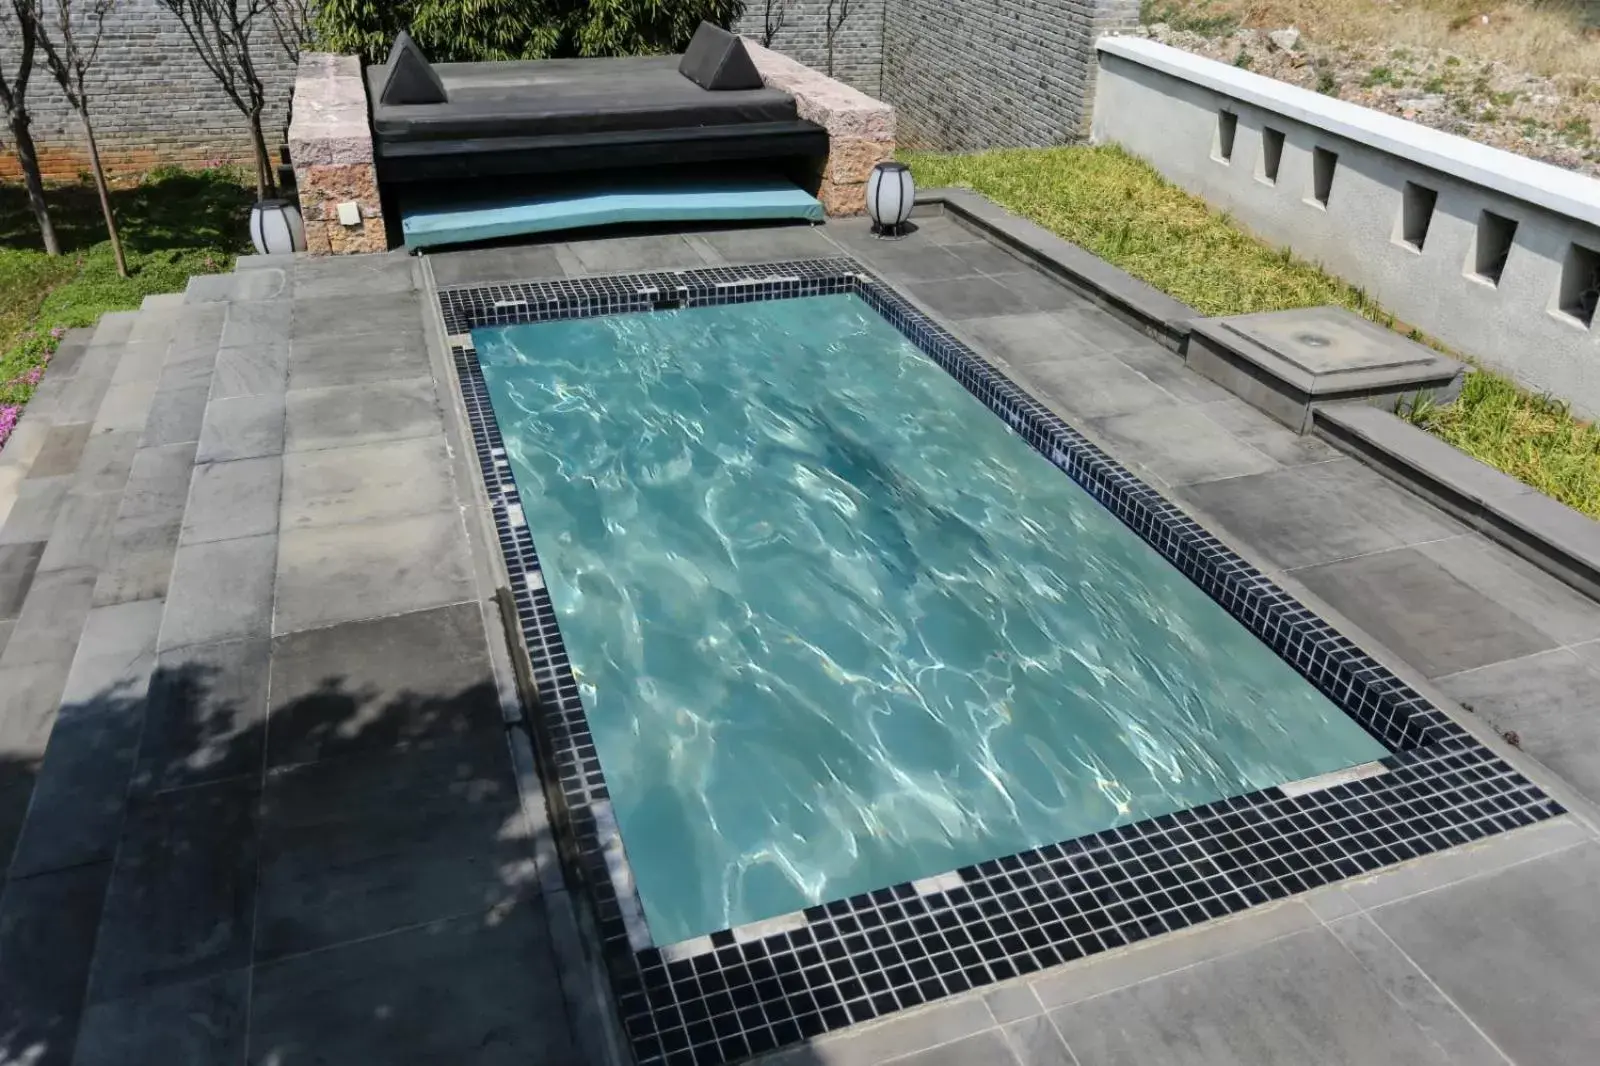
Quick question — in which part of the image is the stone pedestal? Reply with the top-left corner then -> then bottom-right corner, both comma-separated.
287,54 -> 387,256
1187,306 -> 1466,433
744,40 -> 895,217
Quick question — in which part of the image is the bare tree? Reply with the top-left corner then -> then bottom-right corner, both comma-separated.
0,0 -> 61,254
265,0 -> 313,64
32,0 -> 125,276
760,0 -> 787,48
157,0 -> 280,198
824,0 -> 851,77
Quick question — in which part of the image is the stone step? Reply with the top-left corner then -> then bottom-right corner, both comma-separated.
140,292 -> 187,311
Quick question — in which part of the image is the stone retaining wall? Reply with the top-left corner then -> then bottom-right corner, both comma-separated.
744,39 -> 895,217
286,54 -> 386,255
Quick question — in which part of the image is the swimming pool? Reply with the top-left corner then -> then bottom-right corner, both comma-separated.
474,294 -> 1385,945
440,258 -> 1556,1066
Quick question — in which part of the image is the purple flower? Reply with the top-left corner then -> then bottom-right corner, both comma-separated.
0,405 -> 20,450
49,326 -> 65,340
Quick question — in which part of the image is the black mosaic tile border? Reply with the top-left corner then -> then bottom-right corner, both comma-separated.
441,259 -> 1561,1066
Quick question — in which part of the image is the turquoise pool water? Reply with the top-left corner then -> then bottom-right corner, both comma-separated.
475,294 -> 1387,946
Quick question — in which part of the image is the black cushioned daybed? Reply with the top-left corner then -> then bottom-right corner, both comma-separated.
367,26 -> 829,185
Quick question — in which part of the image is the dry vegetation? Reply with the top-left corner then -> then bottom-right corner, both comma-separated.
1139,0 -> 1600,173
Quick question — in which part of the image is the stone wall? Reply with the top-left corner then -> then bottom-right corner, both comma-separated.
0,0 -> 296,182
733,0 -> 887,98
882,0 -> 1140,150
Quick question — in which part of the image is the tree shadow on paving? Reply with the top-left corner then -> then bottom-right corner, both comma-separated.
0,171 -> 253,256
0,656 -> 584,1066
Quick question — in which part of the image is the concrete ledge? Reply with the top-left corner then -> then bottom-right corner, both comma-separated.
744,39 -> 894,216
1314,403 -> 1600,601
916,187 -> 1195,349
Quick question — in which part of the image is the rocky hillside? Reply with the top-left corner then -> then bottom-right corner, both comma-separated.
1128,18 -> 1600,177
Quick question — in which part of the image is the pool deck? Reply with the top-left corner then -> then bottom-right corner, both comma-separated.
0,214 -> 1596,1065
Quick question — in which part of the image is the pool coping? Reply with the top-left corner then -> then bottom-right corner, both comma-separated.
435,258 -> 1561,1066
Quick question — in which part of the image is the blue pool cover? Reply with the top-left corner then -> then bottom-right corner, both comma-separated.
402,176 -> 824,249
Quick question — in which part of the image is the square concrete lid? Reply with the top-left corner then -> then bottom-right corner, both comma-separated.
1196,305 -> 1463,394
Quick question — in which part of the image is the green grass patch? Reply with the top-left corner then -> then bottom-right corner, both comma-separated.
903,143 -> 1600,519
0,168 -> 251,442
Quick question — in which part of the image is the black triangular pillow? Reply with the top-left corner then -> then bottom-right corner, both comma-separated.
381,31 -> 447,106
678,22 -> 763,91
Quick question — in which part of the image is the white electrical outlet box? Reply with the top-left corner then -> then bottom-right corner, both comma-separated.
337,201 -> 361,226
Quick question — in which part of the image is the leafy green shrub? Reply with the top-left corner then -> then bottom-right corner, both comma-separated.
317,0 -> 745,64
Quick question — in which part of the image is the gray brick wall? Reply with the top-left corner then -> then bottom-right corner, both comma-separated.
734,0 -> 887,97
0,0 -> 296,180
883,0 -> 1139,150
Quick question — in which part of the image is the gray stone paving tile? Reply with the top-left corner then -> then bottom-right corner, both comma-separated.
0,540 -> 46,619
108,341 -> 169,386
1002,1016 -> 1073,1066
1050,303 -> 1158,352
47,330 -> 92,378
273,511 -> 471,635
72,428 -> 141,494
1195,396 -> 1341,466
114,443 -> 196,534
196,393 -> 286,464
857,243 -> 977,282
1372,841 -> 1600,1066
293,253 -> 414,299
57,597 -> 163,708
1049,927 -> 1458,1066
957,312 -> 1106,367
212,338 -> 291,399
902,216 -> 983,246
1175,459 -> 1464,571
1438,649 -> 1600,800
36,489 -> 120,573
0,418 -> 50,471
8,680 -> 146,877
1295,546 -> 1555,678
801,997 -> 995,1066
0,861 -> 112,1066
567,232 -> 713,273
887,1030 -> 1018,1066
0,661 -> 72,766
990,268 -> 1094,313
220,299 -> 289,350
1418,533 -> 1600,647
126,309 -> 179,346
160,534 -> 277,650
1324,915 -> 1508,1066
72,970 -> 249,1066
1109,346 -> 1232,407
139,384 -> 210,448
0,475 -> 71,545
280,435 -> 454,530
266,601 -> 502,767
696,224 -> 837,265
180,457 -> 282,546
984,982 -> 1044,1024
1012,351 -> 1184,422
292,291 -> 422,339
135,638 -> 270,794
93,518 -> 181,608
156,345 -> 218,394
247,899 -> 576,1065
429,243 -> 567,286
86,778 -> 260,1003
256,730 -> 531,960
1032,901 -> 1318,1010
26,422 -> 92,479
287,330 -> 432,391
902,275 -> 1039,319
0,566 -> 95,669
0,620 -> 12,661
54,371 -> 113,425
187,271 -> 286,303
1087,405 -> 1279,485
943,239 -> 1029,277
284,378 -> 443,453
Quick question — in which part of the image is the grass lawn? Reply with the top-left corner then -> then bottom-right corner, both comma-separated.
0,167 -> 253,449
905,143 -> 1600,519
